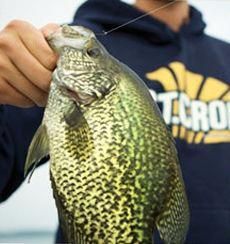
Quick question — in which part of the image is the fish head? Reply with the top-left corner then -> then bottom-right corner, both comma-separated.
47,25 -> 120,106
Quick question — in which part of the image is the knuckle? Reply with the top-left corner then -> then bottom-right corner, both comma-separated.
5,19 -> 25,30
0,20 -> 25,49
46,54 -> 58,70
0,32 -> 16,54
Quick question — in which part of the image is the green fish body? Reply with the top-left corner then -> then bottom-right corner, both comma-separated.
25,25 -> 189,244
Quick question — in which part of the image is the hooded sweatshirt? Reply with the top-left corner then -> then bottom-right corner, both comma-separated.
0,0 -> 229,243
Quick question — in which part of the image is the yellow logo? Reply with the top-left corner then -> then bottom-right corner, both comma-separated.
146,62 -> 230,144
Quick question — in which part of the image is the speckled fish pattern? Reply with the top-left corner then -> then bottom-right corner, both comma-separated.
25,25 -> 189,244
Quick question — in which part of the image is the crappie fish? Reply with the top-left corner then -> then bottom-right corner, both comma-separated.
25,25 -> 189,244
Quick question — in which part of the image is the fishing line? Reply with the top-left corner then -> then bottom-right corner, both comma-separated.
96,0 -> 187,36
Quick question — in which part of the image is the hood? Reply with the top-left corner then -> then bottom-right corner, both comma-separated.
74,0 -> 206,44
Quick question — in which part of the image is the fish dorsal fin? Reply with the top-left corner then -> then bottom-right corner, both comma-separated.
24,124 -> 49,180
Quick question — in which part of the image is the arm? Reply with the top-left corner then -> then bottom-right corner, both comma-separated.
0,21 -> 58,202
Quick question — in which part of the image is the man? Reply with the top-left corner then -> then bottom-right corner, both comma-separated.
0,0 -> 229,243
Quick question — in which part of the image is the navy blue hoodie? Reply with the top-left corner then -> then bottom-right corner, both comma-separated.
1,0 -> 229,243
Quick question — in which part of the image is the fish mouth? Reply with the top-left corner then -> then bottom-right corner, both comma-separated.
65,87 -> 97,105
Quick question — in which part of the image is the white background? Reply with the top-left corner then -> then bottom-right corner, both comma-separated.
0,0 -> 229,239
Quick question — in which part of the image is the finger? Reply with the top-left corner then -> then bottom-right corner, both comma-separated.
5,20 -> 58,71
0,52 -> 48,106
1,32 -> 53,92
0,78 -> 35,108
40,23 -> 60,38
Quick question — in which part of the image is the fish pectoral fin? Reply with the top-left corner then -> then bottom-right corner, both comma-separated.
64,104 -> 84,128
24,124 -> 49,178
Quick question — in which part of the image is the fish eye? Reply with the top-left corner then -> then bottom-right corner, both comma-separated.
87,47 -> 101,58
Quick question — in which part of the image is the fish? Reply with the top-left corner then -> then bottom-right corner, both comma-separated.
24,25 -> 189,244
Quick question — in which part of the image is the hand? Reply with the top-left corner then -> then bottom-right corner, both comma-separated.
0,20 -> 59,107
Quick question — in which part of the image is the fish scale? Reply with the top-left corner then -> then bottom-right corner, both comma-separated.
25,25 -> 189,244
47,78 -> 183,243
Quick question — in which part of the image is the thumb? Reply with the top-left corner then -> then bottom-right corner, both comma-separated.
40,23 -> 60,38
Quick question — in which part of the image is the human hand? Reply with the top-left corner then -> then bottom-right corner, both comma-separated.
0,20 -> 59,107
